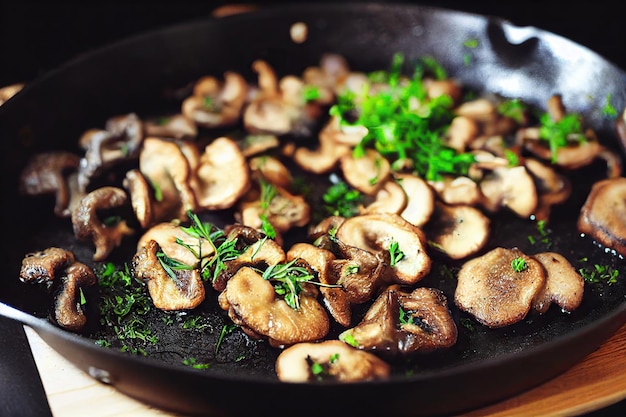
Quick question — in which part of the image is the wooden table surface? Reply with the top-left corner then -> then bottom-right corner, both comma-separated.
25,322 -> 626,417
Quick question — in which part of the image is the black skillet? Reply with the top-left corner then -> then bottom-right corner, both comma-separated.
1,3 -> 625,416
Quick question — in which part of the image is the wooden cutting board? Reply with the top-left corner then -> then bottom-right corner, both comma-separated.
25,322 -> 626,417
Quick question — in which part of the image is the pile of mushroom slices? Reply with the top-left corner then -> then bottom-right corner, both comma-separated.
17,53 -> 626,383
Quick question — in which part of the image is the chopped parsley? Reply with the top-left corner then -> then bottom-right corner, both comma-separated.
322,180 -> 364,218
511,257 -> 528,272
538,112 -> 586,163
579,264 -> 620,285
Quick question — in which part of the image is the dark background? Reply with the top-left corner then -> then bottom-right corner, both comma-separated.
0,1 -> 624,416
0,1 -> 624,87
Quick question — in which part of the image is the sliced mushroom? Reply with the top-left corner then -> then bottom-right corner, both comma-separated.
71,186 -> 134,261
77,113 -> 143,192
191,137 -> 250,210
218,266 -> 330,348
577,177 -> 626,256
339,285 -> 457,354
396,173 -> 435,227
479,165 -> 538,218
138,221 -> 216,268
335,213 -> 431,285
524,158 -> 572,222
428,175 -> 482,207
276,340 -> 390,382
123,169 -> 154,229
139,137 -> 197,222
143,113 -> 198,140
340,148 -> 391,195
445,115 -> 479,153
287,242 -> 352,327
359,178 -> 407,216
243,60 -> 316,137
293,116 -> 353,174
52,262 -> 97,332
249,155 -> 293,190
239,183 -> 310,234
19,151 -> 81,217
531,252 -> 584,314
454,247 -> 546,328
19,247 -> 76,286
423,201 -> 490,260
132,239 -> 205,311
182,72 -> 248,128
238,134 -> 280,158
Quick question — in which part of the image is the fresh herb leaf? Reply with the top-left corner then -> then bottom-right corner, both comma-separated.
511,257 -> 528,272
602,93 -> 618,118
182,357 -> 211,370
388,240 -> 405,267
216,323 -> 237,354
579,264 -> 619,285
539,112 -> 586,163
322,181 -> 364,217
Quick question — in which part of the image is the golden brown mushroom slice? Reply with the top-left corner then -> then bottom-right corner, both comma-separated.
339,286 -> 457,354
287,242 -> 352,327
191,137 -> 250,210
182,72 -> 248,129
276,340 -> 390,382
19,151 -> 81,217
524,158 -> 572,222
454,247 -> 546,328
19,247 -> 76,286
293,116 -> 353,174
479,165 -> 538,218
137,221 -> 216,268
132,239 -> 205,311
577,177 -> 626,256
359,178 -> 407,216
71,186 -> 134,262
143,113 -> 198,140
339,148 -> 391,195
428,175 -> 483,207
531,252 -> 584,314
396,173 -> 435,227
335,213 -> 431,285
217,266 -> 330,348
423,201 -> 490,260
52,262 -> 97,332
139,137 -> 197,222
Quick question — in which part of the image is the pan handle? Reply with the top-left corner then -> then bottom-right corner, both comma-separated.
0,302 -> 48,330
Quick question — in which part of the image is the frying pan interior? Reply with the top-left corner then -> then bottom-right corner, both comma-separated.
1,3 -> 625,417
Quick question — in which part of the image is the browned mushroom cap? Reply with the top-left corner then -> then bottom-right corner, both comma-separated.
339,285 -> 457,354
19,151 -> 81,217
52,262 -> 97,332
212,228 -> 285,291
287,243 -> 351,327
71,186 -> 134,261
531,252 -> 584,314
454,247 -> 546,328
237,134 -> 281,158
77,113 -> 144,192
359,178 -> 407,216
0,83 -> 24,105
301,53 -> 351,106
423,201 -> 490,260
143,114 -> 198,140
339,148 -> 391,196
479,165 -> 538,218
190,137 -> 250,210
182,72 -> 248,129
217,266 -> 329,348
577,177 -> 626,256
239,183 -> 310,234
139,137 -> 197,222
137,221 -> 216,269
19,247 -> 75,285
276,340 -> 390,382
249,155 -> 293,190
292,116 -> 353,174
330,239 -> 387,305
428,175 -> 483,207
445,115 -> 480,153
524,158 -> 572,222
123,169 -> 154,229
335,213 -> 431,285
132,239 -> 205,311
396,173 -> 435,227
243,60 -> 316,137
